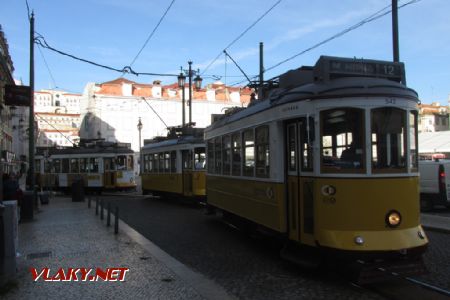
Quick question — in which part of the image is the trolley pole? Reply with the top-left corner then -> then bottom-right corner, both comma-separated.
392,0 -> 400,62
258,42 -> 264,100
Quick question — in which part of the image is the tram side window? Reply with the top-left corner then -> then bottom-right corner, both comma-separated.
70,158 -> 79,173
90,158 -> 99,173
44,160 -> 52,173
255,126 -> 270,178
159,153 -> 165,173
207,140 -> 215,173
222,135 -> 231,175
164,152 -> 170,172
321,108 -> 364,172
231,132 -> 242,176
35,159 -> 41,173
215,137 -> 222,174
371,107 -> 406,172
287,124 -> 297,172
143,155 -> 148,172
171,151 -> 177,172
62,158 -> 69,173
300,120 -> 314,171
182,150 -> 193,171
79,158 -> 88,173
153,154 -> 159,173
410,111 -> 418,171
53,159 -> 61,173
243,129 -> 255,177
194,148 -> 205,170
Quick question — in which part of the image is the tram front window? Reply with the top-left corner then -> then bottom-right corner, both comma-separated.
321,108 -> 364,172
117,155 -> 127,170
371,108 -> 406,172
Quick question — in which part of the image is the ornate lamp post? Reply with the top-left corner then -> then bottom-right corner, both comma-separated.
177,69 -> 186,127
177,62 -> 203,127
137,118 -> 143,174
186,61 -> 203,125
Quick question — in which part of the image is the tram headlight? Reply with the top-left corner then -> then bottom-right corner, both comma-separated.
385,210 -> 402,228
354,236 -> 364,245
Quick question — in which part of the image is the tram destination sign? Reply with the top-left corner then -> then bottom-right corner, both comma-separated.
315,56 -> 405,82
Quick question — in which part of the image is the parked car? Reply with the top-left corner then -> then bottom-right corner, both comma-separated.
419,159 -> 450,211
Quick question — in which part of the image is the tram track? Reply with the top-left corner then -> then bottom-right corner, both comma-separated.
353,269 -> 450,299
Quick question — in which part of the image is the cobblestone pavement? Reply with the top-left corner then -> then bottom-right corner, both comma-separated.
412,230 -> 450,291
2,197 -> 213,300
106,195 -> 384,300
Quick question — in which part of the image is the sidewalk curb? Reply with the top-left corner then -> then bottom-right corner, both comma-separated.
94,204 -> 236,300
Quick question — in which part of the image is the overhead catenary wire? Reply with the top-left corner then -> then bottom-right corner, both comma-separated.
35,114 -> 77,146
127,0 -> 176,69
37,44 -> 58,89
265,0 -> 422,73
223,50 -> 253,86
201,0 -> 282,75
141,98 -> 169,129
34,34 -> 179,77
230,0 -> 423,87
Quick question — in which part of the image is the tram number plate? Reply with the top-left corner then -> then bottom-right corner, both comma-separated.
385,97 -> 396,105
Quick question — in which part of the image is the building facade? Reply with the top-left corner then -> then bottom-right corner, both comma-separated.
79,78 -> 253,152
0,25 -> 22,175
418,102 -> 449,133
34,90 -> 82,147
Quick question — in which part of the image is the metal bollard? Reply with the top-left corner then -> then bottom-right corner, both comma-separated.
107,202 -> 111,227
100,199 -> 104,220
88,196 -> 91,209
95,197 -> 99,215
114,206 -> 119,234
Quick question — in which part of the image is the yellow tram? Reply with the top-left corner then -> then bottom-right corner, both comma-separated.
35,141 -> 137,193
141,126 -> 206,199
204,56 -> 428,279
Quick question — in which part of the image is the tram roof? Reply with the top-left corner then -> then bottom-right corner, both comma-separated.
142,134 -> 204,151
207,56 -> 419,131
36,144 -> 134,156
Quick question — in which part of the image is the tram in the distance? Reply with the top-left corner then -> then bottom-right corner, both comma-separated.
140,125 -> 206,200
35,140 -> 137,193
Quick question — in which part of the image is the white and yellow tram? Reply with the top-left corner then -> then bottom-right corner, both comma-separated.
205,56 -> 428,278
35,141 -> 137,193
141,126 -> 206,199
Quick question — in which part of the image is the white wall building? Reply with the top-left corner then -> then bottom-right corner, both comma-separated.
34,90 -> 82,147
79,78 -> 253,152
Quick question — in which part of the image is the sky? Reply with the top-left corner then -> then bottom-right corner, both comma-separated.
1,0 -> 449,104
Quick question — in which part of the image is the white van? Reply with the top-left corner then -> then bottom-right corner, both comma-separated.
419,160 -> 450,211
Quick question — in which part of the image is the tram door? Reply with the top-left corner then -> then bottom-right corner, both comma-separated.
182,150 -> 193,196
104,157 -> 116,188
286,118 -> 314,244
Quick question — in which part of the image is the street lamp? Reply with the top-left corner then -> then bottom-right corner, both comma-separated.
177,62 -> 203,127
187,61 -> 202,125
177,68 -> 186,127
137,118 -> 143,174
